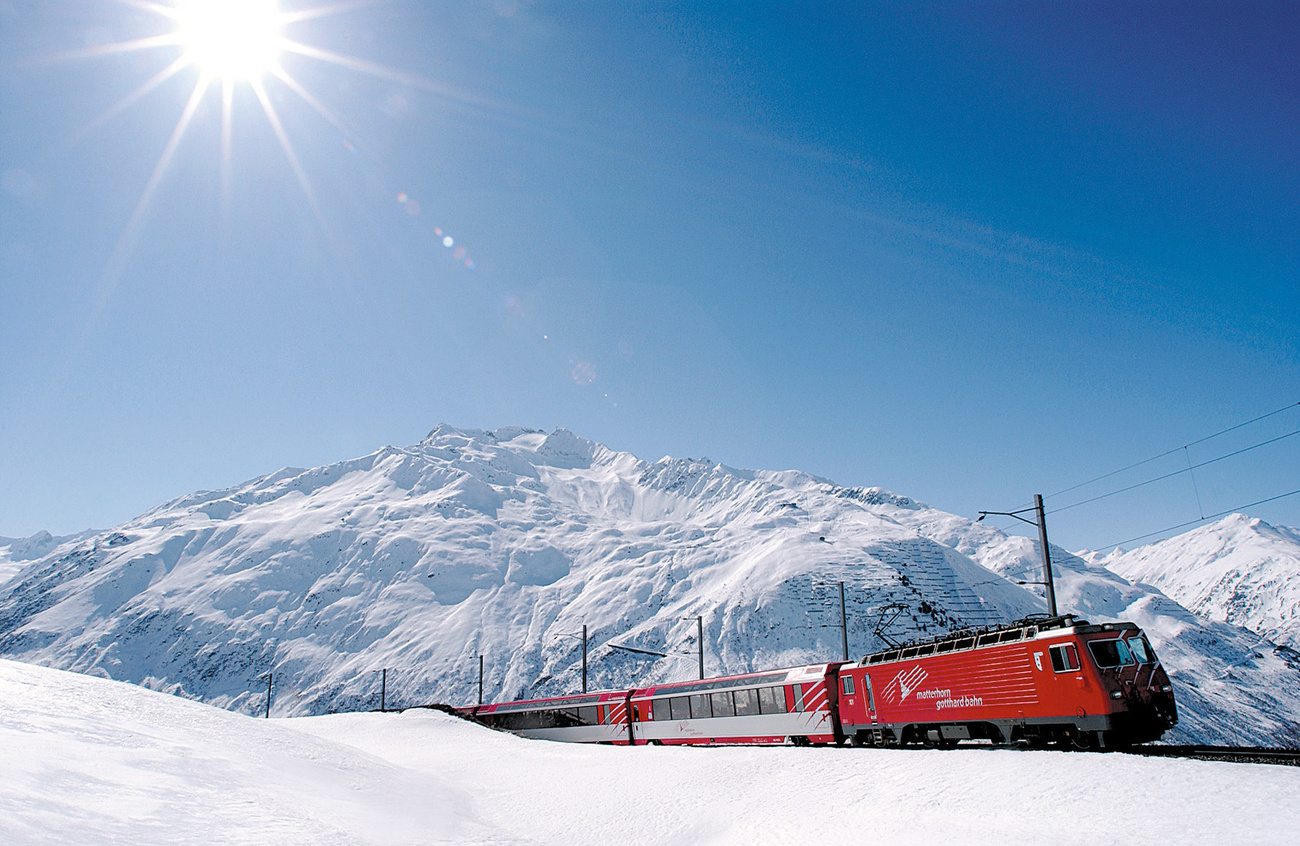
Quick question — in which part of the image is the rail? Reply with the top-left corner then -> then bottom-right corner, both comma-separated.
1121,745 -> 1300,767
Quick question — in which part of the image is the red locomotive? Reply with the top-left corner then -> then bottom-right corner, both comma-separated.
838,614 -> 1177,750
466,615 -> 1177,751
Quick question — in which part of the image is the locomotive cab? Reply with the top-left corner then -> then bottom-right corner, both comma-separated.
1077,625 -> 1177,746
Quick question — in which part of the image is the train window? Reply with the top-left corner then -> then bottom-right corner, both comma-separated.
1049,644 -> 1080,672
954,638 -> 975,650
711,691 -> 735,717
916,644 -> 935,656
792,685 -> 806,713
900,647 -> 918,659
865,674 -> 876,712
842,676 -> 855,696
1127,636 -> 1153,663
653,698 -> 672,720
578,706 -> 599,725
689,694 -> 712,719
935,641 -> 954,653
1088,639 -> 1134,668
670,697 -> 691,720
758,686 -> 785,714
999,630 -> 1023,643
976,634 -> 998,647
735,688 -> 760,716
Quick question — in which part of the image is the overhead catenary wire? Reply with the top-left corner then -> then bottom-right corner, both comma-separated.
1098,487 -> 1300,551
1046,425 -> 1300,516
1044,400 -> 1299,502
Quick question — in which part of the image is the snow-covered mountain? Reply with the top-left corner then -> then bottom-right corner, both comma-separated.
0,529 -> 96,585
1086,515 -> 1300,652
1,425 -> 1297,747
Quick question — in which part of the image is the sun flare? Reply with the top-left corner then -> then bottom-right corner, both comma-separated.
175,0 -> 284,81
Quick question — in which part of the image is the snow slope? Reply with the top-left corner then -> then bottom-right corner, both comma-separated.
4,658 -> 1299,846
1,425 -> 1297,747
0,530 -> 95,586
1092,515 -> 1300,651
0,658 -> 478,845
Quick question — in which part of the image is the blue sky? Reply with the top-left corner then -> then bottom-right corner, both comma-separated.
1,1 -> 1296,551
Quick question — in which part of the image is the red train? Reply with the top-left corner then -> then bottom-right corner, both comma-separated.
467,614 -> 1178,751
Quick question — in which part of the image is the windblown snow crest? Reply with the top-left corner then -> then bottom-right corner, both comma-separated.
1,425 -> 1298,746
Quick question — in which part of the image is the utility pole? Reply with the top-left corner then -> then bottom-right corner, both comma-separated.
697,615 -> 704,680
478,654 -> 484,706
839,581 -> 849,661
380,668 -> 387,712
978,493 -> 1059,617
265,672 -> 272,719
582,624 -> 588,693
1034,494 -> 1059,617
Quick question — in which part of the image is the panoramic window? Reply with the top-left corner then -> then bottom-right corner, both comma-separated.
758,686 -> 785,714
711,691 -> 735,717
653,698 -> 671,720
734,688 -> 760,716
670,696 -> 690,720
689,694 -> 712,719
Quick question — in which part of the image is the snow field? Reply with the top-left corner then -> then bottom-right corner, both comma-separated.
0,659 -> 480,845
4,658 -> 1297,845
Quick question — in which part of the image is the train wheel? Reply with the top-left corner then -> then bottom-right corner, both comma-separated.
851,732 -> 867,748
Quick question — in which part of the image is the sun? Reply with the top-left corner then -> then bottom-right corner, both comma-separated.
174,0 -> 285,82
49,0 -> 483,312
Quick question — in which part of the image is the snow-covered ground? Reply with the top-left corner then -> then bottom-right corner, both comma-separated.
3,658 -> 1297,846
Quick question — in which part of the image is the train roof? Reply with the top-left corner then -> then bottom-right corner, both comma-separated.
476,689 -> 627,713
857,614 -> 1144,667
634,663 -> 836,697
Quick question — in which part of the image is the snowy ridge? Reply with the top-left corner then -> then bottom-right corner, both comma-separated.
0,425 -> 1298,747
0,529 -> 97,586
1089,514 -> 1300,651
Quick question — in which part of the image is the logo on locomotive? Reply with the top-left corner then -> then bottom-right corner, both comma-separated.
891,666 -> 929,702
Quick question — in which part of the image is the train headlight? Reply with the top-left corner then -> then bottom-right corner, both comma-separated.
1160,685 -> 1172,692
1110,690 -> 1124,699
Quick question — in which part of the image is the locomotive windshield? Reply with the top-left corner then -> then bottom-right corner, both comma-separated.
1127,635 -> 1154,664
1088,638 -> 1134,668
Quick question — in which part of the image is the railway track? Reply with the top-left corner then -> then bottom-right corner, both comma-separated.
1125,745 -> 1300,767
